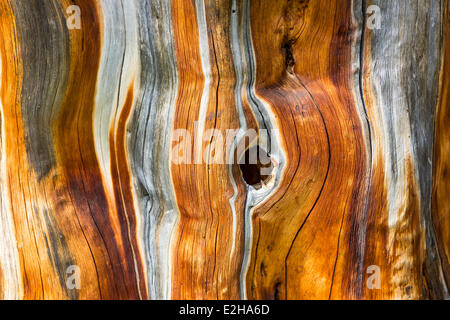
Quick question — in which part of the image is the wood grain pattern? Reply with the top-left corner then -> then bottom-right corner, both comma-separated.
0,0 -> 448,300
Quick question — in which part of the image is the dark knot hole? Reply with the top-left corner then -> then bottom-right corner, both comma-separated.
238,146 -> 274,189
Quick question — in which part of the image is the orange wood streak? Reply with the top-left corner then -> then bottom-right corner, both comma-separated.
170,0 -> 206,299
0,0 -> 89,299
108,82 -> 148,299
170,0 -> 246,299
246,0 -> 370,299
53,1 -> 146,299
432,0 -> 450,293
0,0 -> 146,299
0,0 -> 30,299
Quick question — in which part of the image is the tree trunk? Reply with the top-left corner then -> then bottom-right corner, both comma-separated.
0,0 -> 448,299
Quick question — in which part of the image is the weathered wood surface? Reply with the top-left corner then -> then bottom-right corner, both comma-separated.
0,0 -> 448,299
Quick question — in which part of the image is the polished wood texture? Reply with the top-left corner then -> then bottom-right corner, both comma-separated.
0,0 -> 448,299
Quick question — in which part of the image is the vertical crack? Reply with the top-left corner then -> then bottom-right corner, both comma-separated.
328,0 -> 373,299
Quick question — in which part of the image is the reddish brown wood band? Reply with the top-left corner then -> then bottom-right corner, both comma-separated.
0,0 -> 448,299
